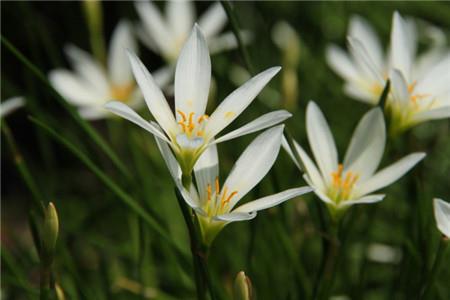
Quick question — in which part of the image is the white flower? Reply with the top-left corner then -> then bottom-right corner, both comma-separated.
433,198 -> 450,238
283,101 -> 425,211
105,25 -> 290,175
136,1 -> 240,63
49,21 -> 140,120
326,12 -> 450,131
1,96 -> 24,118
155,125 -> 312,245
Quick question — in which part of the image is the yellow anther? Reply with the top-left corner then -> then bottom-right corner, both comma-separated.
197,130 -> 204,137
188,112 -> 194,126
207,184 -> 212,202
223,191 -> 238,206
111,83 -> 135,102
178,122 -> 187,132
215,177 -> 220,195
408,81 -> 417,93
198,115 -> 209,124
177,110 -> 187,122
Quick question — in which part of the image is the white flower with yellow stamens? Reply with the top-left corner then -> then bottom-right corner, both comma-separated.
327,12 -> 450,129
155,125 -> 312,245
49,21 -> 140,120
284,101 -> 425,213
433,198 -> 450,238
105,25 -> 290,175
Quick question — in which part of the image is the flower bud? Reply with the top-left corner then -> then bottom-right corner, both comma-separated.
42,202 -> 59,265
233,271 -> 253,300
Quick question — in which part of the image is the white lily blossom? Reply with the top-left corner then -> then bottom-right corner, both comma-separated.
136,1 -> 241,62
49,21 -> 140,120
283,101 -> 425,212
433,198 -> 450,238
105,25 -> 290,175
155,125 -> 313,245
1,97 -> 25,118
135,1 -> 246,88
326,12 -> 450,132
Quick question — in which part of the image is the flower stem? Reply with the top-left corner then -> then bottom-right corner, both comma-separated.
175,188 -> 217,300
419,237 -> 448,299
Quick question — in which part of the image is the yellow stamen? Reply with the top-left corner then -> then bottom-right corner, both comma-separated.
215,177 -> 220,195
197,130 -> 204,137
223,191 -> 238,206
111,83 -> 135,102
207,184 -> 212,202
177,110 -> 187,122
178,122 -> 187,132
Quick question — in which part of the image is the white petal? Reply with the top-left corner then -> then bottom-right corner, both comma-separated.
194,144 -> 219,204
306,101 -> 338,185
0,96 -> 24,118
347,37 -> 384,84
412,106 -> 450,123
223,125 -> 284,209
326,45 -> 359,81
49,70 -> 106,106
213,211 -> 257,222
208,31 -> 248,54
104,101 -> 169,142
175,25 -> 211,118
206,67 -> 281,138
166,0 -> 194,41
433,198 -> 450,238
197,2 -> 227,39
348,15 -> 383,70
79,107 -> 108,120
234,187 -> 312,213
134,1 -> 173,55
108,21 -> 136,86
310,181 -> 334,205
343,82 -> 379,105
214,110 -> 291,144
154,134 -> 182,183
358,153 -> 426,196
339,194 -> 385,208
127,51 -> 178,136
344,108 -> 386,180
415,54 -> 450,96
64,45 -> 110,95
390,12 -> 416,81
281,136 -> 326,192
390,69 -> 410,106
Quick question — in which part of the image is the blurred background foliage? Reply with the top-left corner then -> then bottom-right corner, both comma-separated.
1,1 -> 450,299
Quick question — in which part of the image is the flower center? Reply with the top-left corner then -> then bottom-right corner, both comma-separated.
203,177 -> 238,216
328,164 -> 359,203
407,81 -> 431,106
110,82 -> 135,102
177,110 -> 209,139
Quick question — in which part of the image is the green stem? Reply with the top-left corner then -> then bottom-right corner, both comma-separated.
1,121 -> 46,215
82,0 -> 106,65
220,1 -> 254,75
39,265 -> 52,300
419,237 -> 448,299
175,188 -> 217,300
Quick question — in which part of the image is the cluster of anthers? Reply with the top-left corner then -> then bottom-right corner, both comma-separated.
110,82 -> 135,103
177,110 -> 209,139
328,164 -> 359,203
203,177 -> 238,217
407,81 -> 431,108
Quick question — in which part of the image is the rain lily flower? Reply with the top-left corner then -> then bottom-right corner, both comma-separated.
283,101 -> 425,215
433,198 -> 450,238
49,21 -> 140,120
105,25 -> 290,176
135,1 -> 245,88
1,96 -> 24,118
326,12 -> 450,133
155,125 -> 313,245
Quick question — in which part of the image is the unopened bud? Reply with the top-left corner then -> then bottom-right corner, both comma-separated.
42,202 -> 59,264
233,271 -> 252,300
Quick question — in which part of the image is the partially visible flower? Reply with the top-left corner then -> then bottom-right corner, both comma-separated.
284,101 -> 425,214
135,1 -> 241,63
327,12 -> 450,133
234,271 -> 253,300
155,125 -> 312,245
433,198 -> 450,238
49,21 -> 140,120
105,25 -> 290,176
0,96 -> 24,118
